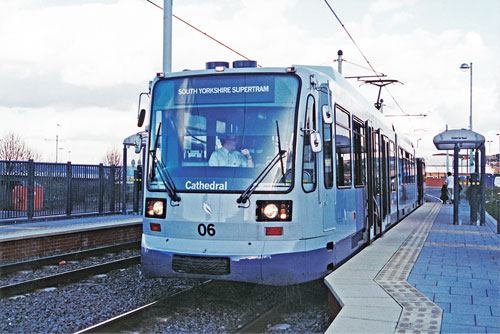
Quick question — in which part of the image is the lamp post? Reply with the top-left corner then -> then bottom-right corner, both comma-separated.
497,133 -> 500,173
44,134 -> 60,163
487,140 -> 493,165
460,62 -> 473,174
460,62 -> 473,130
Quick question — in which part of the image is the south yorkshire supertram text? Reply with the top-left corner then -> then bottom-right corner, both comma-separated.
178,85 -> 270,95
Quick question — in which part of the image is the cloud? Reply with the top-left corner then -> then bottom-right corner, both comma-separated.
1,105 -> 139,164
0,0 -> 498,166
0,70 -> 144,109
369,0 -> 418,14
0,1 -> 162,88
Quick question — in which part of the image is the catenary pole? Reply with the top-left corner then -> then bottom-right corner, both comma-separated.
163,0 -> 172,73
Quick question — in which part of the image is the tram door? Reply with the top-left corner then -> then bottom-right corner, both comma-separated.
365,123 -> 383,241
381,135 -> 390,223
416,158 -> 426,206
319,85 -> 336,231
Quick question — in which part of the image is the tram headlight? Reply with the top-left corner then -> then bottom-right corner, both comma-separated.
263,203 -> 279,219
256,200 -> 292,221
145,198 -> 167,219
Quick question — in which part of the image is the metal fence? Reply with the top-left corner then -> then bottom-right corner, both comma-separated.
0,160 -> 142,221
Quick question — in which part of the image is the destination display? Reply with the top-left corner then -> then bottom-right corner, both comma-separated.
174,75 -> 275,105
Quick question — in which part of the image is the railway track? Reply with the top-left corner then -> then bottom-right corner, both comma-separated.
235,303 -> 284,333
0,242 -> 141,298
0,241 -> 140,276
75,280 -> 328,334
1,256 -> 140,298
75,280 -> 214,334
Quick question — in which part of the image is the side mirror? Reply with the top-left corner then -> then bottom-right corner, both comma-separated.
322,105 -> 333,124
137,109 -> 146,127
134,134 -> 143,154
310,132 -> 322,153
137,91 -> 150,127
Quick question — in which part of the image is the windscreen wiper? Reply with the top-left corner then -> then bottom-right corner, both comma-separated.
149,122 -> 181,204
150,122 -> 161,180
236,150 -> 287,205
237,121 -> 287,206
153,157 -> 181,203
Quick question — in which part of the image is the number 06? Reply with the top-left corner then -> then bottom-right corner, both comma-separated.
198,223 -> 216,236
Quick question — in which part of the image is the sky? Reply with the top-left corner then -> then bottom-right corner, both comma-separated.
0,0 -> 499,168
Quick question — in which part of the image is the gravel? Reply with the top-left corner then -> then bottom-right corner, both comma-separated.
268,300 -> 331,333
1,262 -> 331,334
0,249 -> 140,286
1,265 -> 200,333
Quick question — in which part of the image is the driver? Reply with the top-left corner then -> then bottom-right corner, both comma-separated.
208,135 -> 254,167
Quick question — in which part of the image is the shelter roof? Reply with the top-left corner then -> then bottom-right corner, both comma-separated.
433,129 -> 485,150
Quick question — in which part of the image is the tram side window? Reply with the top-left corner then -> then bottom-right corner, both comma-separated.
404,151 -> 410,184
335,105 -> 352,187
302,95 -> 317,192
410,154 -> 415,183
389,141 -> 396,191
352,118 -> 366,186
323,114 -> 334,189
398,147 -> 404,185
409,154 -> 412,183
374,132 -> 380,194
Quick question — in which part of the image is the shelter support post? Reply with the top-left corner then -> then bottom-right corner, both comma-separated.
480,144 -> 486,225
453,145 -> 459,225
122,145 -> 127,214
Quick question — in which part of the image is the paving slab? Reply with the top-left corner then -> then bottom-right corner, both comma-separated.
326,201 -> 500,333
0,214 -> 142,242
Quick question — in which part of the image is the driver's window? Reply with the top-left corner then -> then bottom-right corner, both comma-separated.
302,95 -> 317,192
183,114 -> 207,165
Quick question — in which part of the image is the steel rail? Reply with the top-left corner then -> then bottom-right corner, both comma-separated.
0,241 -> 140,276
75,280 -> 214,334
233,303 -> 284,333
0,256 -> 140,298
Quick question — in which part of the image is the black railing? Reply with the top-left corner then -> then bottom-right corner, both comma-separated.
0,160 -> 142,222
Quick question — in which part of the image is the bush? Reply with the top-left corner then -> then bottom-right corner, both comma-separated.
486,200 -> 499,221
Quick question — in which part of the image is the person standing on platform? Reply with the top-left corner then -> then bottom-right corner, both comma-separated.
440,183 -> 449,204
445,171 -> 454,204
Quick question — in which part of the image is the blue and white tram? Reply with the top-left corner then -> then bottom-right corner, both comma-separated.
140,61 -> 422,285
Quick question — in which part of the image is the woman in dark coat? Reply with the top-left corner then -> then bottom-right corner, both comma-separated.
440,183 -> 449,204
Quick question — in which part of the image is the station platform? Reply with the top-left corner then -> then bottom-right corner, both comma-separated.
0,214 -> 142,243
325,202 -> 500,333
0,214 -> 142,262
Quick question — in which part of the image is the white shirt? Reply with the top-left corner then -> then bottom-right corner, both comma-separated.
208,147 -> 249,167
446,175 -> 454,189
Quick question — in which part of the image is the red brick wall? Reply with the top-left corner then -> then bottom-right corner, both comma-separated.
426,177 -> 445,187
0,224 -> 142,262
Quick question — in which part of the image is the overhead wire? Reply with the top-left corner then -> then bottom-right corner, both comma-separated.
336,58 -> 385,76
323,0 -> 410,117
145,0 -> 257,64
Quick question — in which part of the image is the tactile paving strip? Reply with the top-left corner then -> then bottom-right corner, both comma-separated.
424,241 -> 500,251
430,229 -> 496,236
375,203 -> 442,334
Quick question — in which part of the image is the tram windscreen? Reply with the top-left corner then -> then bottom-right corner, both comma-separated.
148,74 -> 299,193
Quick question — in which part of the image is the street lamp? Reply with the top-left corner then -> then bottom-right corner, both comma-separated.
486,140 -> 493,165
497,133 -> 500,172
460,62 -> 473,174
417,138 -> 422,148
460,62 -> 472,130
44,134 -> 60,163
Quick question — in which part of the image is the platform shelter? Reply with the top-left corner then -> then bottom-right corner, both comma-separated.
433,129 -> 486,225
